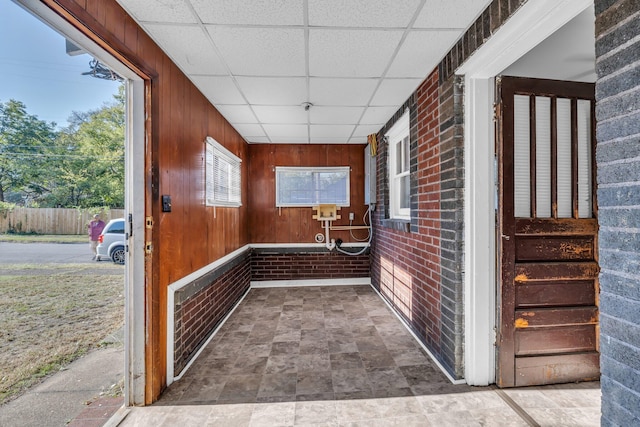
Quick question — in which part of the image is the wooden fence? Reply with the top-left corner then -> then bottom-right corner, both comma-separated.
0,208 -> 125,235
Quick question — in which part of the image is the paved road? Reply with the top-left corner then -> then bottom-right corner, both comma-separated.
0,242 -> 97,264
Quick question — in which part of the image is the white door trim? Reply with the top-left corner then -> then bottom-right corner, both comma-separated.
16,0 -> 147,405
456,0 -> 593,385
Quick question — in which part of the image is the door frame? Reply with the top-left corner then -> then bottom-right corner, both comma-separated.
456,0 -> 593,385
16,0 -> 148,405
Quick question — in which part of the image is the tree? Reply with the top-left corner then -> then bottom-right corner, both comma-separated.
43,85 -> 125,208
0,100 -> 58,202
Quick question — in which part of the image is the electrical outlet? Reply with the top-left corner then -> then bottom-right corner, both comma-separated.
349,212 -> 355,221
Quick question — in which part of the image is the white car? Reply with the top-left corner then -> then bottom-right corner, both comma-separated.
96,218 -> 126,264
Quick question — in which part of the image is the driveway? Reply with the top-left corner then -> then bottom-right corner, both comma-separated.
0,242 -> 97,264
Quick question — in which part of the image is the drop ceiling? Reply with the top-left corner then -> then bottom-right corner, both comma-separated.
116,0 -> 491,144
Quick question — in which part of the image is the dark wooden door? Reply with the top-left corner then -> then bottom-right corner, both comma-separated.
496,76 -> 599,387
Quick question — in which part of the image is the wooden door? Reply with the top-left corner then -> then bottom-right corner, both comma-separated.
496,76 -> 599,387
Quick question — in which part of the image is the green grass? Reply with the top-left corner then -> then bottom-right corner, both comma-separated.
0,262 -> 124,404
0,234 -> 87,243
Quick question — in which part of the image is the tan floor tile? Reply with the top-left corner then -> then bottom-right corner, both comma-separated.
294,400 -> 338,425
249,401 -> 296,427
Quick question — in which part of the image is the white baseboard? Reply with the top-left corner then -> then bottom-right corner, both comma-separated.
251,277 -> 371,288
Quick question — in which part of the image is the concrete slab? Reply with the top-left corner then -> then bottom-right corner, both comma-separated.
0,346 -> 124,427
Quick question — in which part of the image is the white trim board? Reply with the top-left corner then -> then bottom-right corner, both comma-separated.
456,0 -> 593,385
251,277 -> 371,288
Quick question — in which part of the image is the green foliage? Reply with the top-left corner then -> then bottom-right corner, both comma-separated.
0,201 -> 16,216
0,85 -> 125,208
0,100 -> 58,203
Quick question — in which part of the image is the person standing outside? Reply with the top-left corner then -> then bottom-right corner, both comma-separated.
88,214 -> 106,260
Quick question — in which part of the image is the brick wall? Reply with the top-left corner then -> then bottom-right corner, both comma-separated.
251,248 -> 370,281
370,0 -> 527,379
174,250 -> 251,374
595,0 -> 640,425
371,71 -> 450,371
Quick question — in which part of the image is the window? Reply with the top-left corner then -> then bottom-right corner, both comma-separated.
387,111 -> 410,219
276,167 -> 350,207
205,136 -> 241,207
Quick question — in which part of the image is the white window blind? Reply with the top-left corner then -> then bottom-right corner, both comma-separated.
556,98 -> 572,218
275,167 -> 350,207
577,99 -> 592,218
514,95 -> 531,217
205,136 -> 241,207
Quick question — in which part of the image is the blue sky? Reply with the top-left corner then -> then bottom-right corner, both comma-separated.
0,0 -> 121,128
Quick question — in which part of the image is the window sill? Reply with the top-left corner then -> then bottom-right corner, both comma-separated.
381,218 -> 411,233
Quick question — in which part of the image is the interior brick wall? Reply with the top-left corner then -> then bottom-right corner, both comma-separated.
174,250 -> 251,374
371,71 -> 449,372
371,0 -> 529,380
251,248 -> 370,281
594,0 -> 640,425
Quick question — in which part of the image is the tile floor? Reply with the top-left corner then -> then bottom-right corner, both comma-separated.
118,285 -> 601,426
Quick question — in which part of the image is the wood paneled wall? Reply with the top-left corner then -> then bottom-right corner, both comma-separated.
248,144 -> 369,244
47,0 -> 249,403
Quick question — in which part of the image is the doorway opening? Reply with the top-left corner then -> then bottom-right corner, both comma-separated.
457,0 -> 596,386
4,0 -> 147,408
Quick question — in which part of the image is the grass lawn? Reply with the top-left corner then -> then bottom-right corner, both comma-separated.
0,262 -> 124,404
0,234 -> 86,244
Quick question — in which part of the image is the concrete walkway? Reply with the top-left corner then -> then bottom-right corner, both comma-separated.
0,342 -> 124,427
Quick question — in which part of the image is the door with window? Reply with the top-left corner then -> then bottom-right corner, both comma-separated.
496,76 -> 599,387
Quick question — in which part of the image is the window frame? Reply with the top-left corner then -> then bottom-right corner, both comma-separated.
275,166 -> 351,208
205,136 -> 242,208
386,111 -> 411,220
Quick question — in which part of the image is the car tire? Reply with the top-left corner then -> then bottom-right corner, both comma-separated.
111,246 -> 125,265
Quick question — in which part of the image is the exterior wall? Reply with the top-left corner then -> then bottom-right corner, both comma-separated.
174,250 -> 251,374
252,248 -> 369,282
370,0 -> 527,379
247,144 -> 368,244
594,0 -> 640,424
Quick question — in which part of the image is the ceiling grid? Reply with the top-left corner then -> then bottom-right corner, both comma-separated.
117,0 -> 491,143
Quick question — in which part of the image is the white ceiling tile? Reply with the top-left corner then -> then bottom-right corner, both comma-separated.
268,137 -> 310,143
360,106 -> 400,125
245,136 -> 272,143
144,24 -> 227,74
236,77 -> 307,105
414,0 -> 490,29
370,79 -> 423,106
310,125 -> 355,138
309,78 -> 378,106
353,124 -> 385,137
253,106 -> 308,124
118,0 -> 195,24
232,124 -> 265,136
191,76 -> 245,104
310,107 -> 364,124
207,27 -> 306,76
308,0 -> 422,28
214,105 -> 257,123
190,0 -> 304,25
349,136 -> 369,144
263,124 -> 308,138
309,29 -> 403,77
312,137 -> 354,144
387,30 -> 460,78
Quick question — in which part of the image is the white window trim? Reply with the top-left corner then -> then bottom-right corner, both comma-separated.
386,111 -> 410,220
275,166 -> 350,208
205,136 -> 242,207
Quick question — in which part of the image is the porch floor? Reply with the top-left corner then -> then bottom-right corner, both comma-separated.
119,285 -> 600,426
